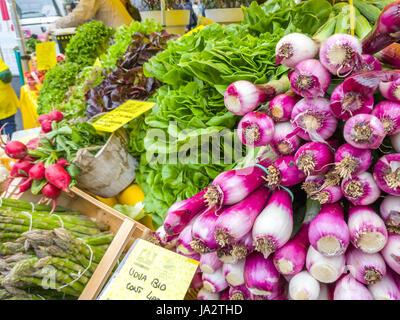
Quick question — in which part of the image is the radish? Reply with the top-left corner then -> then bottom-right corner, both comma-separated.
0,124 -> 27,160
45,164 -> 71,192
41,183 -> 61,213
3,159 -> 34,197
28,162 -> 46,181
41,120 -> 53,133
11,178 -> 32,196
48,110 -> 64,122
26,137 -> 40,151
37,114 -> 51,125
56,159 -> 71,167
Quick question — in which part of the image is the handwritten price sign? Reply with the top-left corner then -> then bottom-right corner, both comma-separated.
98,239 -> 199,300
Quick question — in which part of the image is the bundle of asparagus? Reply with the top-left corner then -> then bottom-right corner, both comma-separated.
0,198 -> 115,300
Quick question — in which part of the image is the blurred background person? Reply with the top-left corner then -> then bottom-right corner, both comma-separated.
0,61 -> 19,137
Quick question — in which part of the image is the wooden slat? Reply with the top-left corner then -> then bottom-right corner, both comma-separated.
78,219 -> 136,300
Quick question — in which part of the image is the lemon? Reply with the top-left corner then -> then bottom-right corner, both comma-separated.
96,196 -> 118,207
117,184 -> 145,206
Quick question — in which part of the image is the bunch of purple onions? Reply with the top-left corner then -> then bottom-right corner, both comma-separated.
151,2 -> 400,300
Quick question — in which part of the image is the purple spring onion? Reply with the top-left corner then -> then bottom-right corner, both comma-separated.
273,223 -> 310,276
275,33 -> 319,68
379,79 -> 400,103
311,185 -> 343,205
319,33 -> 362,77
152,225 -> 179,249
164,188 -> 207,235
230,231 -> 255,261
197,287 -> 220,300
200,252 -> 223,274
237,111 -> 275,147
177,250 -> 200,261
346,245 -> 387,285
291,97 -> 338,142
341,172 -> 381,206
343,114 -> 385,150
362,1 -> 400,55
333,274 -> 373,300
216,246 -> 236,264
306,246 -> 345,284
222,259 -> 245,287
381,233 -> 400,275
308,203 -> 350,257
271,122 -> 301,156
368,270 -> 400,300
380,195 -> 400,234
190,270 -> 203,290
288,270 -> 320,300
289,59 -> 331,98
359,54 -> 382,72
244,252 -> 280,296
273,199 -> 320,276
214,186 -> 270,248
294,142 -> 333,176
224,77 -> 290,115
301,175 -> 325,198
333,144 -> 372,180
266,277 -> 289,301
229,284 -> 253,300
330,82 -> 374,121
263,156 -> 306,189
371,101 -> 400,136
348,206 -> 388,254
176,220 -> 198,256
204,158 -> 272,207
202,267 -> 229,293
267,93 -> 299,123
373,154 -> 400,196
190,206 -> 219,254
252,190 -> 293,259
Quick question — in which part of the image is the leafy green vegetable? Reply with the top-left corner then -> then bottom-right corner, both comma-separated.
65,20 -> 114,68
37,61 -> 80,115
113,203 -> 146,221
100,19 -> 163,70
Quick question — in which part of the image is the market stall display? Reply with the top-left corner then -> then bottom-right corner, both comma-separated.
4,0 -> 400,301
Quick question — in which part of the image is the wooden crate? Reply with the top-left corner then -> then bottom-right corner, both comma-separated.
3,185 -> 154,300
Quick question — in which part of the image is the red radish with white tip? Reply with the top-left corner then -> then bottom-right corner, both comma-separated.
41,183 -> 61,213
41,120 -> 53,133
48,110 -> 64,122
44,164 -> 71,192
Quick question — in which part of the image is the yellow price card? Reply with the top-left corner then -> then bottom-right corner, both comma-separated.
197,15 -> 215,26
93,58 -> 102,68
93,100 -> 155,132
36,42 -> 57,71
180,25 -> 205,39
98,239 -> 199,300
0,57 -> 8,73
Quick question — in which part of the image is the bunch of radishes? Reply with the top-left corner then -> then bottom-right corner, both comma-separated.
153,3 -> 400,300
1,110 -> 73,212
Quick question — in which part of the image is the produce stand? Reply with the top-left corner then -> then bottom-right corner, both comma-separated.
3,0 -> 400,302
